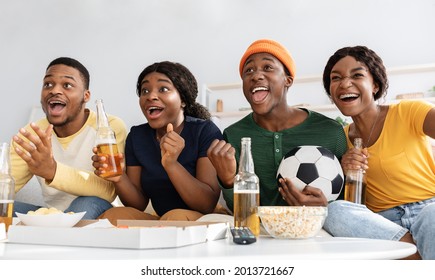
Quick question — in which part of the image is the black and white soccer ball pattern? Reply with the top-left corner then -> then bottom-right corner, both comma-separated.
277,145 -> 344,202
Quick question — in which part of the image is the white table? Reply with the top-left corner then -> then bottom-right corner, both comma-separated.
0,234 -> 416,260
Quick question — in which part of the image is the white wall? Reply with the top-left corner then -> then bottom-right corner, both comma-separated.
1,0 -> 435,141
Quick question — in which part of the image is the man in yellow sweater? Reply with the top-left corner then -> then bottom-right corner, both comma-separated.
11,57 -> 127,219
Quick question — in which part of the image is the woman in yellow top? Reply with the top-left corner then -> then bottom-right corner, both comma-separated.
322,45 -> 435,259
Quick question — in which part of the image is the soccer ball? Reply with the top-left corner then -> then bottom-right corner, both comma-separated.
277,146 -> 344,201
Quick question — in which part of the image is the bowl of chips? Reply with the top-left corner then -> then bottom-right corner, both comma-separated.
16,207 -> 86,228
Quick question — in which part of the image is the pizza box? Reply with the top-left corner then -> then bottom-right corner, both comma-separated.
7,219 -> 229,249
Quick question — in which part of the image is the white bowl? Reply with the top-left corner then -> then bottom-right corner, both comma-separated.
15,211 -> 86,228
257,206 -> 327,239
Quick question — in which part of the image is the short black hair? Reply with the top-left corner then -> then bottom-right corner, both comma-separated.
47,57 -> 90,90
322,46 -> 388,101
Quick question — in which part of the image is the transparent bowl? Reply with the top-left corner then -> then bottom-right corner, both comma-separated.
257,206 -> 327,239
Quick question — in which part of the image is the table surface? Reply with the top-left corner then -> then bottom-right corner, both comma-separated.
0,234 -> 416,260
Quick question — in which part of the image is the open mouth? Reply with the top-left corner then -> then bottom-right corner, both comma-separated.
339,93 -> 359,102
251,86 -> 269,103
48,100 -> 66,115
148,106 -> 164,116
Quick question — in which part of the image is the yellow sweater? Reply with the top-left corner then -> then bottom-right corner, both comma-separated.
11,109 -> 127,211
345,100 -> 435,212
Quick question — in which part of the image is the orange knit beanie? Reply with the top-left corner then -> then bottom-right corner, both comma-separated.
239,39 -> 296,79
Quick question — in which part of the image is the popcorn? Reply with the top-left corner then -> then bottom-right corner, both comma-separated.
258,206 -> 327,239
27,207 -> 73,215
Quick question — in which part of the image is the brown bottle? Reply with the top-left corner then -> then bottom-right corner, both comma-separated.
95,99 -> 123,178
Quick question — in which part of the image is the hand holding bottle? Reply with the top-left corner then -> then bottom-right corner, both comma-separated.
343,138 -> 367,204
95,99 -> 123,178
340,145 -> 369,175
91,147 -> 124,182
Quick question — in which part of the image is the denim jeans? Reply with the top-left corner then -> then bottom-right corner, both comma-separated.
13,196 -> 113,220
13,201 -> 42,216
377,197 -> 435,260
324,198 -> 435,259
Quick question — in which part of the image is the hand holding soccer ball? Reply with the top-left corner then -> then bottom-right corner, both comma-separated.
277,146 -> 344,202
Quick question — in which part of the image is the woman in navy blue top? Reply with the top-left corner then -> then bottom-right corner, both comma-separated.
94,61 -> 223,224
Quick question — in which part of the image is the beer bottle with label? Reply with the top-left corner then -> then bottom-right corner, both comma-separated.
95,99 -> 123,178
344,137 -> 367,204
233,137 -> 260,236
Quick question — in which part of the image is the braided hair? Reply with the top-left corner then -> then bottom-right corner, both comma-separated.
136,61 -> 211,120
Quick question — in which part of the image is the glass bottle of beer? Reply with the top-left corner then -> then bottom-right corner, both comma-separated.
344,137 -> 367,204
233,137 -> 260,236
95,99 -> 123,178
0,142 -> 15,231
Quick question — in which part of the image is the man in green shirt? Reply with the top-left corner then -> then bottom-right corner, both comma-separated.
207,39 -> 347,211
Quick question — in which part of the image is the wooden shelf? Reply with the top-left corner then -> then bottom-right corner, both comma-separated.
204,63 -> 435,125
210,97 -> 435,118
204,63 -> 435,94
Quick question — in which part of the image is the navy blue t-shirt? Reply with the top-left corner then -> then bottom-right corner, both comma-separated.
125,116 -> 223,216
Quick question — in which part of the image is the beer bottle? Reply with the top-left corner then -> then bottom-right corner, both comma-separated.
344,138 -> 367,204
233,137 -> 260,236
0,142 -> 15,231
95,99 -> 123,178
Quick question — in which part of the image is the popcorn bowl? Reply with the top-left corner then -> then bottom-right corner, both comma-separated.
257,206 -> 327,239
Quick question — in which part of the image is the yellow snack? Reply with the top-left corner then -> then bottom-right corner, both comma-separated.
27,207 -> 63,215
46,207 -> 62,214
